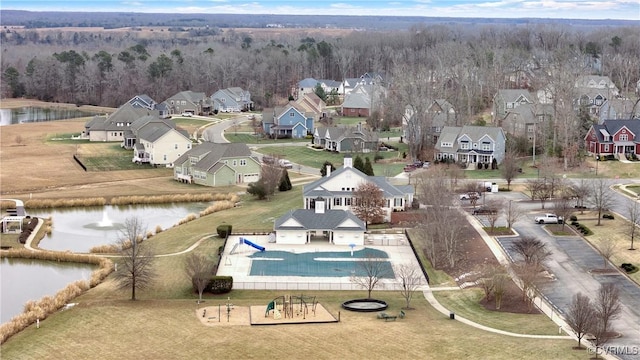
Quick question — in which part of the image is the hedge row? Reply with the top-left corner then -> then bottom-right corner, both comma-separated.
18,218 -> 38,244
621,263 -> 639,274
570,221 -> 593,236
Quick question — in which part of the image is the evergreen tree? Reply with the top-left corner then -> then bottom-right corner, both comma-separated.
363,157 -> 375,176
247,181 -> 267,200
353,155 -> 365,172
279,169 -> 292,191
320,161 -> 336,177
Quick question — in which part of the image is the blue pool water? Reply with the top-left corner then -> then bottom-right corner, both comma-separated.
249,248 -> 395,278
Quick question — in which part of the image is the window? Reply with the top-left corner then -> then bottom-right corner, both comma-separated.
460,141 -> 469,150
334,198 -> 342,206
175,144 -> 178,149
507,103 -> 513,109
233,160 -> 237,166
604,144 -> 609,152
345,198 -> 352,206
240,159 -> 247,166
289,112 -> 295,117
620,134 -> 628,141
224,160 -> 228,164
394,198 -> 403,206
163,155 -> 167,161
482,142 -> 491,151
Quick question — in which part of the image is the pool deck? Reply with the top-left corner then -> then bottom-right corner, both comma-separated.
216,235 -> 428,291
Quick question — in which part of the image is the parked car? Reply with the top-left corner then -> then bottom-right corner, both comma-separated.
180,112 -> 193,117
459,192 -> 480,201
534,213 -> 563,224
472,206 -> 497,215
403,164 -> 418,172
278,159 -> 293,169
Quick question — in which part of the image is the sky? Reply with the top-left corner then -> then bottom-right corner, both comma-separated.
1,0 -> 639,20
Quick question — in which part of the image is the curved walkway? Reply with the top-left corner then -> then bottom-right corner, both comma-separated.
422,289 -> 571,339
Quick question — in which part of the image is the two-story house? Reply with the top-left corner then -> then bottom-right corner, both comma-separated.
165,91 -> 208,115
262,102 -> 314,139
585,119 -> 640,159
295,78 -> 341,100
121,115 -> 191,166
341,83 -> 386,118
173,142 -> 261,186
434,126 -> 506,167
402,99 -> 457,145
83,95 -> 166,142
498,102 -> 554,140
599,99 -> 640,123
313,123 -> 379,153
210,87 -> 252,113
302,156 -> 414,223
492,89 -> 535,123
574,75 -> 620,118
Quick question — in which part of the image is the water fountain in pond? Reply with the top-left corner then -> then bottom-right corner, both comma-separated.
98,209 -> 113,227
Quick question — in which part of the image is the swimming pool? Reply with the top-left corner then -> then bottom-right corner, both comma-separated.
248,248 -> 395,278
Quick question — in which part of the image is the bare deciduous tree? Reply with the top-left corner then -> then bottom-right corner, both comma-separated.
484,198 -> 504,232
553,194 -> 574,230
597,238 -> 616,270
352,182 -> 385,225
260,163 -> 284,199
475,263 -> 509,309
590,283 -> 622,356
500,150 -> 520,190
565,292 -> 596,349
511,236 -> 552,268
569,179 -> 591,214
184,253 -> 215,304
625,200 -> 639,250
590,178 -> 614,226
114,217 -> 156,301
512,262 -> 545,312
505,200 -> 525,229
395,264 -> 423,309
349,253 -> 392,299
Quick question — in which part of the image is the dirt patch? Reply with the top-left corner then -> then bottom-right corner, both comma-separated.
195,303 -> 338,326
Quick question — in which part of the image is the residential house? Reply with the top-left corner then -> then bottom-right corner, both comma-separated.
499,102 -> 553,140
262,102 -> 314,138
434,126 -> 507,167
302,156 -> 414,223
341,83 -> 385,118
173,142 -> 261,186
585,119 -> 640,159
341,72 -> 386,96
120,115 -> 191,166
273,197 -> 366,245
599,98 -> 640,123
211,87 -> 252,113
165,91 -> 208,115
313,123 -> 379,153
295,92 -> 326,120
492,89 -> 535,123
295,78 -> 341,100
83,95 -> 166,141
402,99 -> 456,145
574,75 -> 620,118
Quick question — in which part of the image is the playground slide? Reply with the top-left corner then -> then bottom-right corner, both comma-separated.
241,237 -> 265,252
229,243 -> 239,255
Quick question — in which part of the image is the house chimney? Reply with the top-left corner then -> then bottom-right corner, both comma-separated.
315,197 -> 325,214
326,164 -> 331,177
344,155 -> 353,168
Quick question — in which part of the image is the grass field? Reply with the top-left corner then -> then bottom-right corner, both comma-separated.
433,289 -> 561,335
1,290 -> 583,360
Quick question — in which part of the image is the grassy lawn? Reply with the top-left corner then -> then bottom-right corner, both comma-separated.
406,229 -> 456,287
576,211 -> 640,285
0,233 -> 21,249
433,289 -> 562,335
256,144 -> 408,177
225,133 -> 310,144
1,290 -> 583,360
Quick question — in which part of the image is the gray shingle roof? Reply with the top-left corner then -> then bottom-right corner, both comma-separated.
173,142 -> 254,172
274,209 -> 365,231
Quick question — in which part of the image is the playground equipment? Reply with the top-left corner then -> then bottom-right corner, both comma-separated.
230,237 -> 265,254
265,294 -> 318,320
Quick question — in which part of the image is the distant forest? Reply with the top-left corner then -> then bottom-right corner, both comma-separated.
1,12 -> 639,164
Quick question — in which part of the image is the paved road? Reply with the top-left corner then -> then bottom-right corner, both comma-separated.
486,197 -> 640,360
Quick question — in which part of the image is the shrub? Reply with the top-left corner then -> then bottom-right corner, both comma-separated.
571,221 -> 579,226
602,213 -> 614,219
569,215 -> 578,221
374,154 -> 384,162
217,224 -> 232,238
621,263 -> 639,274
207,276 -> 233,294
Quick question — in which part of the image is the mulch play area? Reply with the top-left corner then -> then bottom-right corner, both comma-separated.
196,303 -> 338,326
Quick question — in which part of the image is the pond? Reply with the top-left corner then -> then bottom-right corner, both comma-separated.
0,106 -> 102,126
30,203 -> 209,253
0,257 -> 95,323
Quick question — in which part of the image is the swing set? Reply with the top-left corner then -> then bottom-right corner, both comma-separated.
265,294 -> 318,320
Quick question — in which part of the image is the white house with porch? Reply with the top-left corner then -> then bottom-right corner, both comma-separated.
434,126 -> 506,168
302,156 -> 414,222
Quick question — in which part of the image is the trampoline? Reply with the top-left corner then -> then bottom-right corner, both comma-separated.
248,248 -> 395,278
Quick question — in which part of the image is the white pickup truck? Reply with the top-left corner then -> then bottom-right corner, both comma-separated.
534,213 -> 563,224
